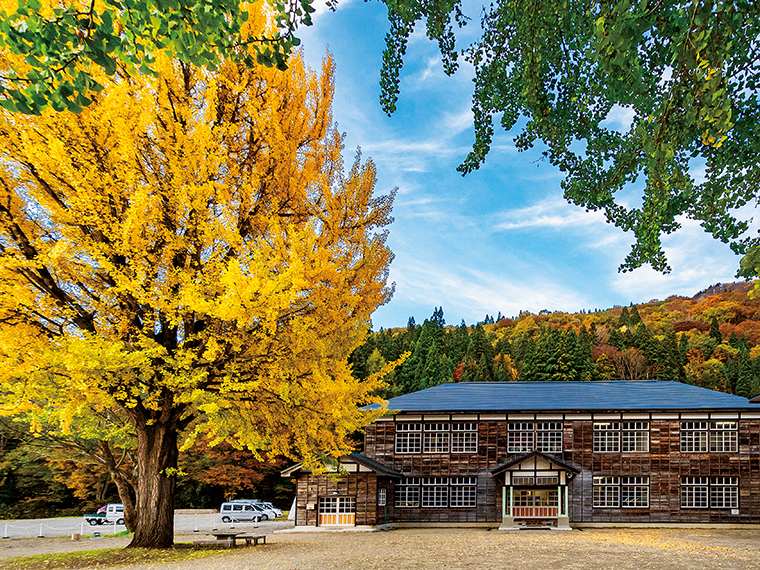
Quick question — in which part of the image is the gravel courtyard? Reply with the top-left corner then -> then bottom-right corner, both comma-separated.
4,527 -> 760,570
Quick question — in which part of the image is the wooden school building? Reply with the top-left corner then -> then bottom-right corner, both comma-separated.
282,380 -> 760,529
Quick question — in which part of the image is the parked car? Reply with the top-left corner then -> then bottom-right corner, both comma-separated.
258,501 -> 282,518
84,503 -> 124,526
219,501 -> 267,523
230,499 -> 277,520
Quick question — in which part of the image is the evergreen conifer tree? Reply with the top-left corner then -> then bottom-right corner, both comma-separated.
619,306 -> 630,328
629,305 -> 642,327
709,317 -> 722,343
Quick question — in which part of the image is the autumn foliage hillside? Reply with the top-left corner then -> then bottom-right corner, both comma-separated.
350,283 -> 760,400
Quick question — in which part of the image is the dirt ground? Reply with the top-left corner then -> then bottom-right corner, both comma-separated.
4,527 -> 760,570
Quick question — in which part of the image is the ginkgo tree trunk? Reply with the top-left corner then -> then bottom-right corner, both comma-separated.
0,8 -> 395,549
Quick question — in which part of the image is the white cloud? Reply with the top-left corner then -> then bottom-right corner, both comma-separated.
601,105 -> 635,133
492,198 -> 607,232
308,0 -> 358,18
388,258 -> 589,321
611,218 -> 741,302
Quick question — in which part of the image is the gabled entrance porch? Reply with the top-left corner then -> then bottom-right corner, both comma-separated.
490,451 -> 579,530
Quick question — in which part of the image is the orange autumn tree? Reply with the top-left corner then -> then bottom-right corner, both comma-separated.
0,13 -> 395,548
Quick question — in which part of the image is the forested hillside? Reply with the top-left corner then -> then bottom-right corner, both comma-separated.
350,282 -> 760,400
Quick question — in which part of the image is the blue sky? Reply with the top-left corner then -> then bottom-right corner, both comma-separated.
296,0 -> 749,330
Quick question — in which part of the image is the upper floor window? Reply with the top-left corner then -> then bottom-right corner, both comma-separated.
508,422 -> 563,453
423,424 -> 450,453
593,421 -> 649,453
451,423 -> 478,453
508,422 -> 534,452
710,422 -> 738,452
395,422 -> 478,454
680,421 -> 737,453
593,422 -> 620,453
622,422 -> 649,452
536,422 -> 563,453
395,424 -> 422,454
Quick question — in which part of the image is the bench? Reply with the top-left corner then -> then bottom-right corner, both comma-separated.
193,539 -> 235,549
235,534 -> 266,546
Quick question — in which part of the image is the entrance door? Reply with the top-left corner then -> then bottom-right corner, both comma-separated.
512,489 -> 558,518
318,497 -> 356,526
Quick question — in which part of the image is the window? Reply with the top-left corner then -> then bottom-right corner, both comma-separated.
536,422 -> 563,453
592,477 -> 620,508
424,423 -> 450,453
593,422 -> 620,453
621,477 -> 649,508
710,422 -> 738,452
680,422 -> 709,452
681,477 -> 738,509
681,477 -> 709,508
397,476 -> 477,508
622,422 -> 649,452
450,477 -> 477,508
536,476 -> 559,485
680,421 -> 738,453
395,424 -> 422,454
451,423 -> 478,453
395,478 -> 420,507
378,488 -> 386,507
421,478 -> 448,508
513,476 -> 534,486
710,477 -> 738,509
508,422 -> 534,452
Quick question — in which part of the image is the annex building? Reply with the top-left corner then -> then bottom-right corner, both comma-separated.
282,380 -> 760,529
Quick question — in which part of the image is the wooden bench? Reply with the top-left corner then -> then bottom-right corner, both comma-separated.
193,539 -> 235,549
235,534 -> 266,546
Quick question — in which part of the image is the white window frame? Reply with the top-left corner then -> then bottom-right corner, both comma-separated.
680,422 -> 709,453
622,422 -> 649,452
536,422 -> 563,453
593,422 -> 620,453
395,423 -> 422,454
451,423 -> 478,453
680,476 -> 709,509
592,476 -> 620,508
423,423 -> 450,453
710,422 -> 738,452
710,477 -> 739,509
449,477 -> 477,508
621,476 -> 649,508
395,478 -> 420,508
421,477 -> 449,508
508,422 -> 535,452
378,488 -> 386,507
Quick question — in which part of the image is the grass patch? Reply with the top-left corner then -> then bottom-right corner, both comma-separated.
1,544 -> 231,570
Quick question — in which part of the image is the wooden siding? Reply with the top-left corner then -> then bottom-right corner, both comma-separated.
295,473 -> 379,527
361,417 -> 760,525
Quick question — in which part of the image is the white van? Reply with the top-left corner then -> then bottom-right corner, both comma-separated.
219,501 -> 267,523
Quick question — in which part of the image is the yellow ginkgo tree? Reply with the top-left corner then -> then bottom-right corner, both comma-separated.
0,10 -> 395,547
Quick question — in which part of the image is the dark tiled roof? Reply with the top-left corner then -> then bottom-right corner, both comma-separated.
369,380 -> 758,413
